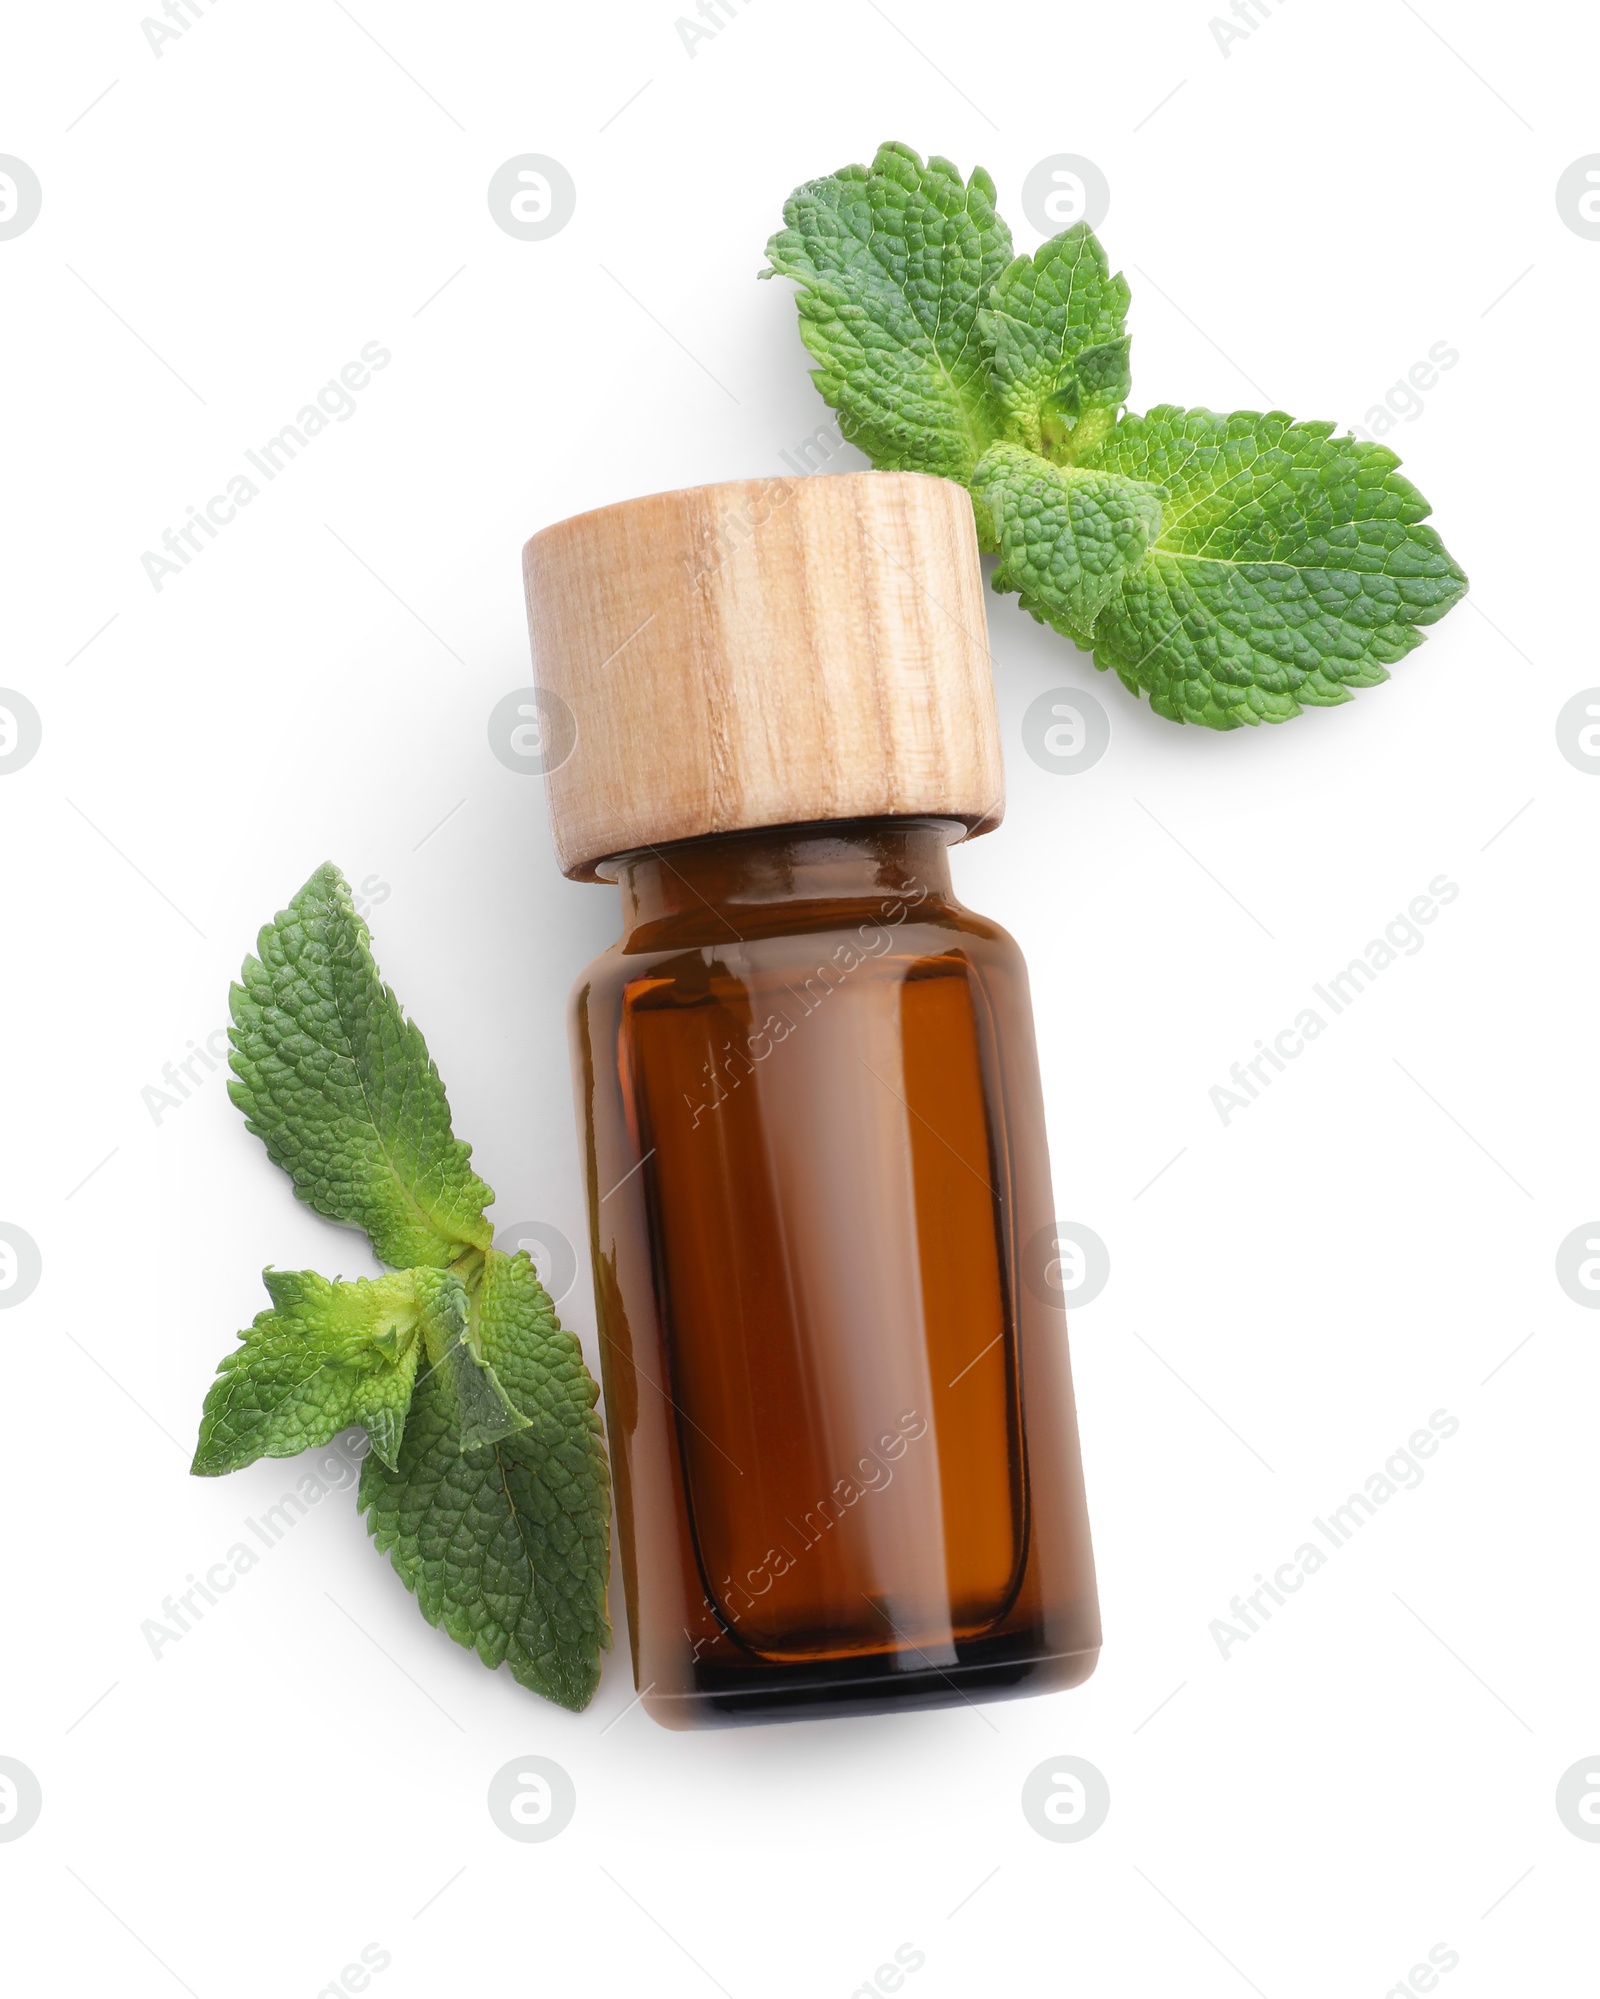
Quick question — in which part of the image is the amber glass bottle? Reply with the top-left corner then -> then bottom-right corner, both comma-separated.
524,472 -> 1099,1726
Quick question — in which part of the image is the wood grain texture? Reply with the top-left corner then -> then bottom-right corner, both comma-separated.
522,471 -> 1004,879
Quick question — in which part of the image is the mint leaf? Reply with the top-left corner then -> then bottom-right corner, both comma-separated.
359,1249 -> 611,1711
1078,408 -> 1470,726
972,440 -> 1163,636
763,140 -> 1012,492
191,1267 -> 426,1475
980,224 -> 1131,462
228,863 -> 493,1268
415,1265 -> 531,1453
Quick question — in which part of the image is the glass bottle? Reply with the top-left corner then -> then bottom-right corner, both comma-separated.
524,472 -> 1100,1726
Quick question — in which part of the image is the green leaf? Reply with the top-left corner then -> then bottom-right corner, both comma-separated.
228,863 -> 494,1268
1073,407 -> 1471,727
191,1267 -> 427,1475
980,224 -> 1132,461
763,140 -> 1013,492
415,1264 -> 532,1453
973,441 -> 1163,637
359,1249 -> 612,1712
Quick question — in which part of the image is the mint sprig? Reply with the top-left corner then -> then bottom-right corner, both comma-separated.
191,864 -> 611,1711
765,142 -> 1468,728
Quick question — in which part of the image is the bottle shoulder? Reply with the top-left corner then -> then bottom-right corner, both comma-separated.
578,897 -> 1022,987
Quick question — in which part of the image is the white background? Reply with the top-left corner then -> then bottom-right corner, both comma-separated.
3,0 -> 1597,1992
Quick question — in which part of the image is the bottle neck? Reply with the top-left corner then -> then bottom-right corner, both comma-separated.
602,818 -> 962,945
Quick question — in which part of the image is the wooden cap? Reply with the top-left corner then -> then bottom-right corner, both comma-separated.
521,471 -> 1003,880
